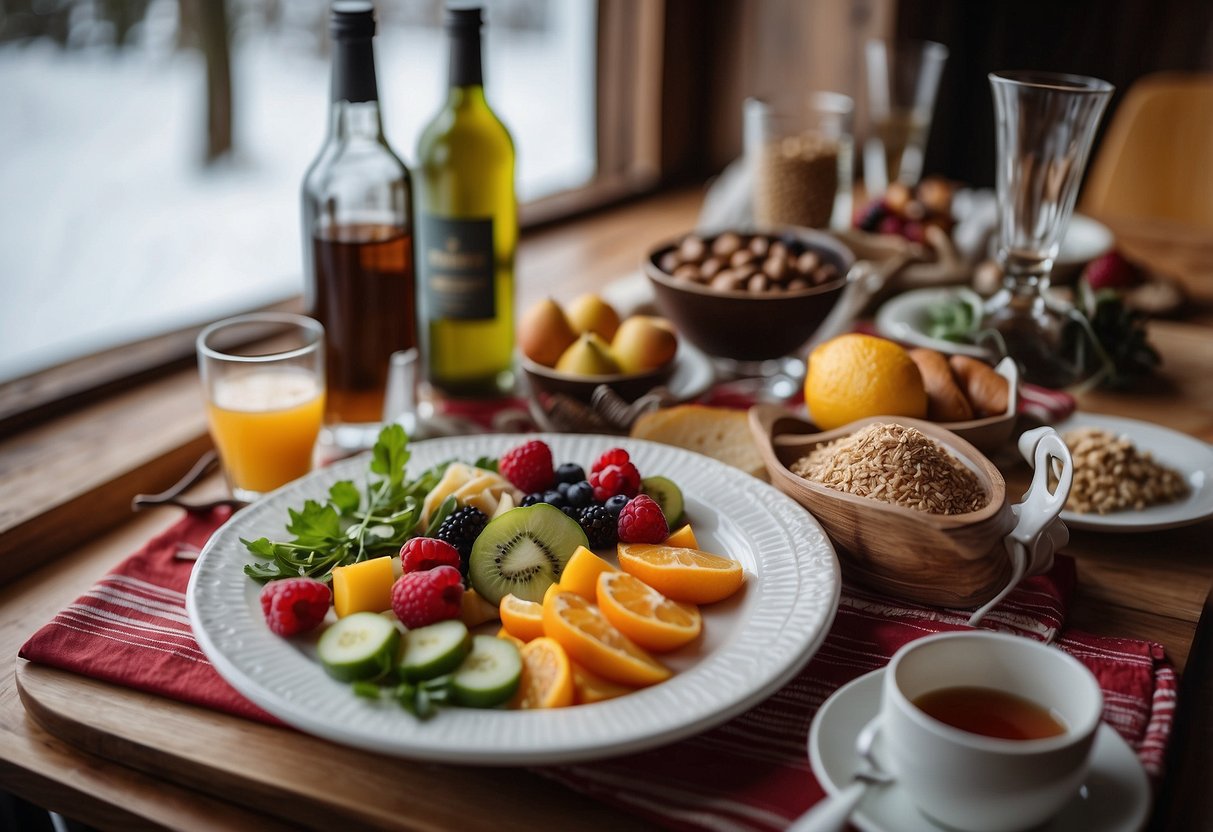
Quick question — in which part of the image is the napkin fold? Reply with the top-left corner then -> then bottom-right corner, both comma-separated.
20,509 -> 1173,832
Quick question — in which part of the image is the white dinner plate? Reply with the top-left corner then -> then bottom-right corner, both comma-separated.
188,434 -> 840,765
808,669 -> 1150,832
1053,412 -> 1213,532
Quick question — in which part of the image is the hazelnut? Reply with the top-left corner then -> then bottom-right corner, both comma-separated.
787,277 -> 810,291
672,264 -> 700,282
729,248 -> 757,268
746,273 -> 769,293
749,236 -> 770,257
814,263 -> 839,285
659,251 -> 680,274
769,241 -> 788,261
699,257 -> 723,279
678,236 -> 707,264
795,251 -> 820,275
711,232 -> 743,257
710,270 -> 743,291
763,255 -> 789,282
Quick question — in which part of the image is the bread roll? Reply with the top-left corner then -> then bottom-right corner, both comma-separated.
948,355 -> 1010,417
908,348 -> 973,423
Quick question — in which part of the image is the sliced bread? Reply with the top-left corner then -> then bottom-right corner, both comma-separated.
629,405 -> 768,480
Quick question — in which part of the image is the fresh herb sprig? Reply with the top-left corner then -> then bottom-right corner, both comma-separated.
241,424 -> 451,583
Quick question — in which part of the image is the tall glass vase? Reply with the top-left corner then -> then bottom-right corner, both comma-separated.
983,71 -> 1113,389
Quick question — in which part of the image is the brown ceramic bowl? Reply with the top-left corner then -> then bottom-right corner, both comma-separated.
520,356 -> 674,405
643,228 -> 855,362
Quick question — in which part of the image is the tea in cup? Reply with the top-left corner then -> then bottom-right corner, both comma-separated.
880,630 -> 1102,832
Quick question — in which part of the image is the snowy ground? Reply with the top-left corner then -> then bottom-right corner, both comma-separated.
0,1 -> 595,383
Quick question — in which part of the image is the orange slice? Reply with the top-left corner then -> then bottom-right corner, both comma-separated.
558,546 -> 617,600
496,628 -> 526,649
571,661 -> 636,704
596,571 -> 702,652
510,637 -> 575,709
542,589 -> 670,687
616,543 -> 745,604
664,524 -> 699,549
499,593 -> 546,642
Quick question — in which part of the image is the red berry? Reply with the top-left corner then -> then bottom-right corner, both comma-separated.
399,537 -> 461,574
391,565 -> 464,629
499,440 -> 555,493
877,215 -> 904,237
589,461 -> 642,502
617,495 -> 669,544
260,578 -> 331,637
1084,252 -> 1140,291
591,447 -> 631,475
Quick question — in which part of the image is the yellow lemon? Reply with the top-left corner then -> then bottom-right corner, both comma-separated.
805,334 -> 927,430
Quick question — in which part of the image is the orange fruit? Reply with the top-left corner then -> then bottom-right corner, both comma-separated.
571,661 -> 636,704
542,589 -> 670,687
558,546 -> 617,600
510,637 -> 575,709
499,593 -> 545,642
664,524 -> 699,549
805,334 -> 927,430
496,628 -> 526,649
596,571 -> 701,652
616,543 -> 745,604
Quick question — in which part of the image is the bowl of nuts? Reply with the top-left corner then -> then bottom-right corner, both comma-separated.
643,228 -> 876,363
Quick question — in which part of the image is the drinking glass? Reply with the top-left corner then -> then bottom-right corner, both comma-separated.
983,71 -> 1113,388
745,93 -> 854,231
863,39 -> 948,194
197,313 -> 326,502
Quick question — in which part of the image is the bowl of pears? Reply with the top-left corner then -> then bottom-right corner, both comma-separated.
518,293 -> 679,406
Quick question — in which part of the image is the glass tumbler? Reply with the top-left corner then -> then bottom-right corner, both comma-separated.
197,313 -> 326,502
745,93 -> 854,231
863,39 -> 948,194
983,71 -> 1113,388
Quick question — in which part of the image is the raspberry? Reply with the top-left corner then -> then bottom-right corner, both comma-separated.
260,578 -> 331,637
589,461 -> 642,502
617,495 -> 669,544
399,537 -> 461,573
591,447 -> 631,475
391,565 -> 464,629
579,504 -> 618,548
1084,252 -> 1140,291
499,440 -> 555,493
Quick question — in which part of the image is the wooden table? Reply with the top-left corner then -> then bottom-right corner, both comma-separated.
2,188 -> 1212,831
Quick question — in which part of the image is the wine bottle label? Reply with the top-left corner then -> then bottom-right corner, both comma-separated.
420,215 -> 495,320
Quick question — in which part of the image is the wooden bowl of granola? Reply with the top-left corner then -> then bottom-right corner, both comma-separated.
748,406 -> 1016,607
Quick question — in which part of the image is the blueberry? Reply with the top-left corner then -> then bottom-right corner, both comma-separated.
604,494 -> 630,516
556,481 -> 572,496
542,490 -> 568,508
521,492 -> 544,507
554,463 -> 586,485
561,505 -> 581,520
566,481 -> 594,509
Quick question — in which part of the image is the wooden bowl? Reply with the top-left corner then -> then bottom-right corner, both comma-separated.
748,405 -> 1017,608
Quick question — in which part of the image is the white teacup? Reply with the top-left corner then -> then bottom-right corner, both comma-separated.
880,631 -> 1103,832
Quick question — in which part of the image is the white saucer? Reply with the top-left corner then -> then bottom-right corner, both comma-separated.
808,669 -> 1151,832
1053,412 -> 1213,533
873,287 -> 995,359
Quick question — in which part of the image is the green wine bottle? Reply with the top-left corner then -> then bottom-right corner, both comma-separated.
416,5 -> 517,397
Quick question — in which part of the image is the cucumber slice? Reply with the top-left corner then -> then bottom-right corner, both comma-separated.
399,619 -> 472,682
641,475 -> 684,526
317,612 -> 401,682
451,635 -> 523,709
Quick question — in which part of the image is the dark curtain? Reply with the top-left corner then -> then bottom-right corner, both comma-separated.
896,0 -> 1213,187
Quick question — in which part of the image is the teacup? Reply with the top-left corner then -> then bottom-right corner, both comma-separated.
880,631 -> 1102,832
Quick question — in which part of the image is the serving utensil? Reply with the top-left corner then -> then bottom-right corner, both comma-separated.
790,717 -> 889,832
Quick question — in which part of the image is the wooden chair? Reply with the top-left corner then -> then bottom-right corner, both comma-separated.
1081,73 -> 1213,232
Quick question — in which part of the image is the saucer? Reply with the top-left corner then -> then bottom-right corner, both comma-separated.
808,669 -> 1150,832
1052,412 -> 1213,533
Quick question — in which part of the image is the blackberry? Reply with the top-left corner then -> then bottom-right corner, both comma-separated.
434,506 -> 489,576
554,463 -> 586,485
566,480 -> 595,509
521,492 -> 545,507
578,504 -> 617,549
604,494 -> 630,516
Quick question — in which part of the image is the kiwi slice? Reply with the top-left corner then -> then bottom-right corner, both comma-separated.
398,619 -> 472,682
641,475 -> 684,526
468,504 -> 588,606
451,635 -> 523,708
317,612 -> 401,683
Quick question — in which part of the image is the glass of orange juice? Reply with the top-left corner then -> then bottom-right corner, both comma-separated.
196,313 -> 326,502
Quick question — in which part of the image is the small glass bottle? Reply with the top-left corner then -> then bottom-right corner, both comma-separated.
416,5 -> 517,398
302,1 -> 416,444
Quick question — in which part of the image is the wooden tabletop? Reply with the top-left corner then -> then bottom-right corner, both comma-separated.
2,188 -> 1212,831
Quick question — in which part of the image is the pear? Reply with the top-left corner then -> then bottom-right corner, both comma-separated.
519,298 -> 578,367
554,332 -> 622,376
565,294 -> 622,342
611,315 -> 679,373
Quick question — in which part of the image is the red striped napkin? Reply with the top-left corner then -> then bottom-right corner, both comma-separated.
20,508 -> 1173,832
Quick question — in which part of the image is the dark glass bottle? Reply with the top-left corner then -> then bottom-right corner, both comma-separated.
416,6 -> 517,398
302,1 -> 416,431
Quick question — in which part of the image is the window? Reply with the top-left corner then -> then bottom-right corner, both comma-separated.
0,0 -> 599,387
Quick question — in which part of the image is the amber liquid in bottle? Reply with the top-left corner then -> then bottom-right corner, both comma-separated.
311,223 -> 415,424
